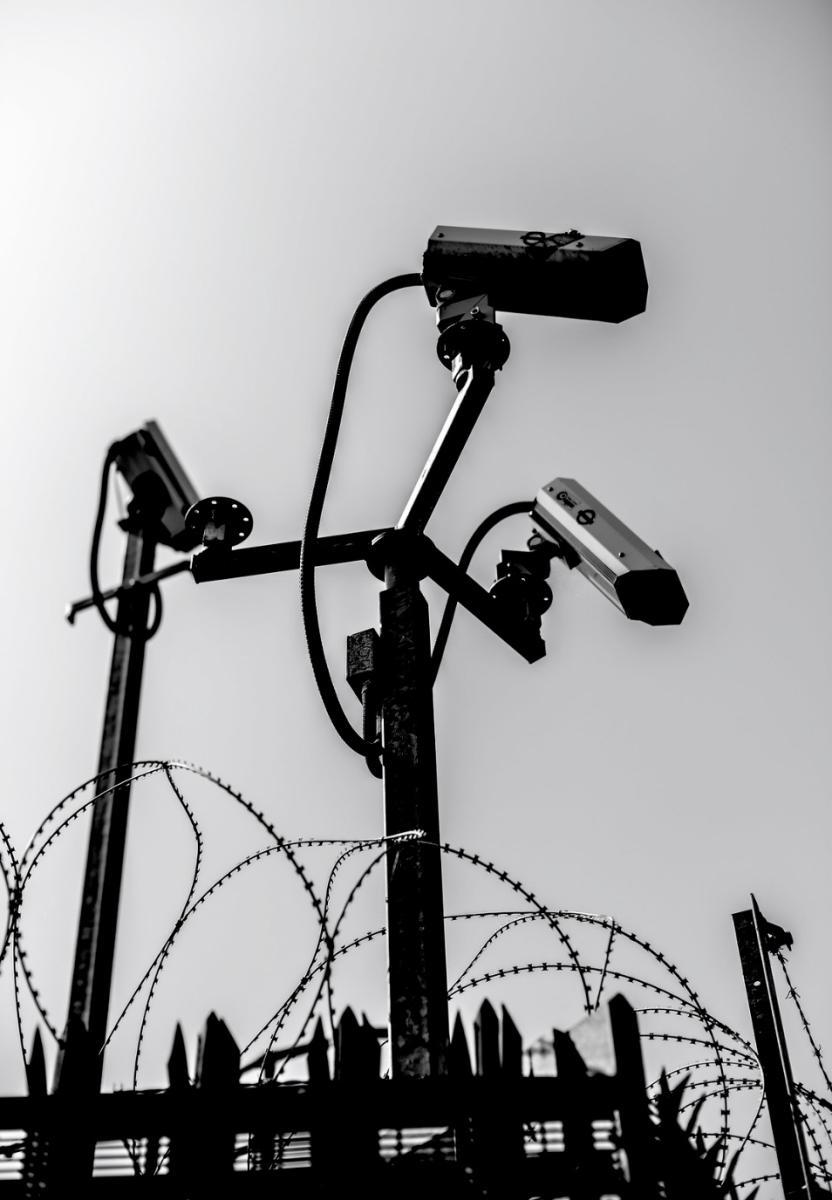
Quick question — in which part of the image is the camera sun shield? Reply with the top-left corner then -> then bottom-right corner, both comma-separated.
532,478 -> 688,626
114,420 -> 201,552
422,226 -> 648,324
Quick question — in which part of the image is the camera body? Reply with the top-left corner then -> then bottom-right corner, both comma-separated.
422,226 -> 648,324
114,420 -> 201,551
532,478 -> 688,626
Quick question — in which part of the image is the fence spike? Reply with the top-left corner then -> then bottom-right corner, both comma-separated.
450,1013 -> 473,1078
307,1017 -> 330,1083
198,1013 -> 239,1088
335,1007 -> 360,1080
609,994 -> 660,1199
474,999 -> 500,1077
26,1028 -> 47,1098
501,1006 -> 522,1077
360,1014 -> 382,1080
552,1026 -> 587,1081
167,1023 -> 190,1089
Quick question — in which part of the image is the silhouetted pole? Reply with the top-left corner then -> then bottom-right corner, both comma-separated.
734,897 -> 815,1200
57,529 -> 156,1092
377,311 -> 510,1079
378,558 -> 449,1078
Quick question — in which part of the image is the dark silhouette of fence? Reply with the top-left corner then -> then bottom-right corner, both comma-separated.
0,995 -> 751,1196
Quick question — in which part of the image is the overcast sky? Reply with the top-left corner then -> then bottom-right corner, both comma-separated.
0,0 -> 830,1179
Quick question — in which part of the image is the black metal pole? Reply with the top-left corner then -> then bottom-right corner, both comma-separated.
733,897 -> 815,1199
375,318 -> 508,1079
379,561 -> 449,1078
58,529 -> 156,1091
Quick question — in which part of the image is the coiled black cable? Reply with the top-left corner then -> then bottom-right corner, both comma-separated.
430,499 -> 534,683
89,441 -> 164,642
299,273 -> 422,757
145,585 -> 163,640
90,443 -> 122,634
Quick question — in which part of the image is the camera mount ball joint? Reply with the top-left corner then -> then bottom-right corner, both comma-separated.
185,496 -> 254,552
488,537 -> 564,643
434,291 -> 511,384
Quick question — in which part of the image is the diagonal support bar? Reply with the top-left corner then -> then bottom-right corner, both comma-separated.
396,364 -> 497,536
421,539 -> 545,663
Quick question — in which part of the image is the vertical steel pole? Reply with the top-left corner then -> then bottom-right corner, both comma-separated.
378,324 -> 505,1081
380,562 -> 449,1078
733,898 -> 815,1199
58,529 -> 156,1091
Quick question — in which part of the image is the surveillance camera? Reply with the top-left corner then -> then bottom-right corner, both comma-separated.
422,226 -> 648,324
113,420 -> 201,551
532,478 -> 688,626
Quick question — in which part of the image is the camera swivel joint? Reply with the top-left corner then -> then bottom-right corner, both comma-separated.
434,291 -> 510,386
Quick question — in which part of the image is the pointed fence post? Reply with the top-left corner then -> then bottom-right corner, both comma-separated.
553,1027 -> 596,1197
501,1007 -> 523,1078
609,994 -> 660,1199
46,1014 -> 97,1189
22,1029 -> 48,1191
307,1017 -> 330,1085
500,1007 -> 526,1171
196,1013 -> 240,1182
474,999 -> 500,1077
470,1002 -> 526,1197
166,1022 -> 194,1181
167,1024 -> 190,1089
450,1013 -> 474,1168
308,1017 -> 331,1183
361,1016 -> 383,1080
334,1007 -> 364,1080
450,1013 -> 473,1080
26,1029 -> 47,1097
332,1010 -> 379,1178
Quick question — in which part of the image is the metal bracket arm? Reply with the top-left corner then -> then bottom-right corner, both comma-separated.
396,300 -> 510,537
396,364 -> 501,537
421,539 -> 545,664
190,528 -> 390,583
65,560 -> 191,624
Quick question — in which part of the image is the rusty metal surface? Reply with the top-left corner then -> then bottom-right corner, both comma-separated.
379,571 -> 450,1079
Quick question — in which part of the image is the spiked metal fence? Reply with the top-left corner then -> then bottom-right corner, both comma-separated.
0,995 -> 757,1197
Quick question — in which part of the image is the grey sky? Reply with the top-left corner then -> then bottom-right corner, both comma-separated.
0,0 -> 829,1173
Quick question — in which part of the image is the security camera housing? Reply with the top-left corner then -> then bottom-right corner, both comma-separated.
114,420 -> 201,551
422,226 -> 648,323
532,478 -> 688,626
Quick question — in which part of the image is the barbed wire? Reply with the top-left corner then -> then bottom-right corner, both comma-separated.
253,846 -> 391,1085
797,1082 -> 832,1154
442,888 -> 740,1171
775,948 -> 832,1098
437,845 -> 593,1016
128,767 -> 205,1094
3,761 -> 831,1189
595,919 -> 618,1010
